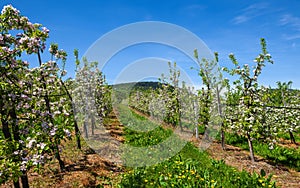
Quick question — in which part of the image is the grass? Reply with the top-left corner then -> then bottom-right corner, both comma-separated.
116,105 -> 277,187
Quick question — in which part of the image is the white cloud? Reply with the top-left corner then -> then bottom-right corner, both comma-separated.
243,3 -> 268,12
232,15 -> 250,24
231,3 -> 269,25
282,34 -> 300,40
279,14 -> 300,31
280,14 -> 300,41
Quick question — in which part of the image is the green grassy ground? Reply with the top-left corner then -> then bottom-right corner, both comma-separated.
116,105 -> 276,188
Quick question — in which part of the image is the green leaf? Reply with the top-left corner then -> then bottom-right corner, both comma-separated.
260,169 -> 266,177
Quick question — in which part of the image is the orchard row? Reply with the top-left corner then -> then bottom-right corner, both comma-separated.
0,5 -> 111,187
129,40 -> 300,163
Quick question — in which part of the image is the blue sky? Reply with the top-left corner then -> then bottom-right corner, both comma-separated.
1,0 -> 300,88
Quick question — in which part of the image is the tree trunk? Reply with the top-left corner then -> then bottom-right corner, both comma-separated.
74,123 -> 82,149
91,115 -> 95,135
179,113 -> 183,131
10,108 -> 30,187
13,180 -> 20,188
203,126 -> 210,141
1,119 -> 11,140
38,50 -> 65,171
195,126 -> 199,140
60,79 -> 81,149
247,132 -> 255,162
289,130 -> 296,144
176,96 -> 183,131
0,101 -> 12,140
216,87 -> 225,150
10,109 -> 20,141
84,120 -> 88,139
21,171 -> 29,188
54,141 -> 65,171
221,128 -> 226,150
